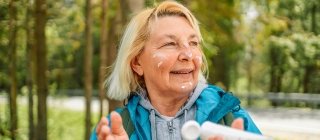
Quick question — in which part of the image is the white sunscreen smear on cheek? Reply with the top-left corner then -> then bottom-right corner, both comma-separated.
153,53 -> 167,68
152,53 -> 167,60
152,54 -> 157,58
157,61 -> 163,68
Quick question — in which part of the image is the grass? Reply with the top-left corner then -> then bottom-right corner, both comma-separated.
0,101 -> 98,140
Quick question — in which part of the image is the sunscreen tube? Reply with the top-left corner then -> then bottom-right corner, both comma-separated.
181,120 -> 201,140
181,120 -> 272,140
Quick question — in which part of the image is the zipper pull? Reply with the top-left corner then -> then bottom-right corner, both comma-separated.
167,121 -> 174,133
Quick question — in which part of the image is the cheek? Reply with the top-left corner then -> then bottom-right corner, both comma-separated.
194,55 -> 203,69
152,52 -> 169,69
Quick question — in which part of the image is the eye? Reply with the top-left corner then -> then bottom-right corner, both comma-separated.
189,41 -> 199,47
163,42 -> 176,47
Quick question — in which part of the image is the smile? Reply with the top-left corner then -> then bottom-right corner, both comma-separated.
170,69 -> 193,74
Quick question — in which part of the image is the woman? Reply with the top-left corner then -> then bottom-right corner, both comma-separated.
91,1 -> 261,140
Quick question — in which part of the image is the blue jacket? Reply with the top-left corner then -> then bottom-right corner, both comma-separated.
90,85 -> 261,140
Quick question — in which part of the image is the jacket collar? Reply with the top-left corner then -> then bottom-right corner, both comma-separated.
195,85 -> 240,124
126,84 -> 240,139
126,95 -> 151,139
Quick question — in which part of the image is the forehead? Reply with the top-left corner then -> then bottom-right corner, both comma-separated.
148,16 -> 198,39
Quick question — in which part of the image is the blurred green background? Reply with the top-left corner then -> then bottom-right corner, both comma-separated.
1,0 -> 319,140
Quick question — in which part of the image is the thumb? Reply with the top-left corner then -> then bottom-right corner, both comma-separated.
110,111 -> 127,135
231,118 -> 244,130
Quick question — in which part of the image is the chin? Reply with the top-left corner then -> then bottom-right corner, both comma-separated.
174,84 -> 194,93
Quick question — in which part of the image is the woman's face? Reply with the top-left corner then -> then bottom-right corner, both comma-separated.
132,16 -> 202,96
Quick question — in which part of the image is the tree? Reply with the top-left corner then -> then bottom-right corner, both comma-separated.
34,0 -> 48,138
106,0 -> 145,112
264,0 -> 320,93
189,0 -> 243,90
84,0 -> 93,139
98,0 -> 109,118
8,0 -> 18,139
25,0 -> 35,139
105,1 -> 123,113
267,37 -> 294,93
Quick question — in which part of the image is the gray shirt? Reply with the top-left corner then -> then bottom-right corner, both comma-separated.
138,82 -> 208,140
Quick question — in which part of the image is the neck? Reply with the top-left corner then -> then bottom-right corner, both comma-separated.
147,90 -> 190,117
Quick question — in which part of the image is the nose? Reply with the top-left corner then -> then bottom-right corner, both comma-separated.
178,44 -> 193,61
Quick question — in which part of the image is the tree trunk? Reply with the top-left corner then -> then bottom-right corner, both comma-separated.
106,0 -> 145,113
246,47 -> 253,107
84,0 -> 93,139
269,47 -> 279,92
303,66 -> 312,93
34,0 -> 48,138
269,65 -> 276,92
106,1 -> 124,113
311,3 -> 317,35
269,48 -> 278,106
210,49 -> 230,90
128,0 -> 144,13
25,0 -> 35,139
275,68 -> 284,92
98,0 -> 109,118
119,0 -> 130,25
8,0 -> 18,139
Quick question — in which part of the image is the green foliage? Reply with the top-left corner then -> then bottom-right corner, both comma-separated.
188,0 -> 245,89
0,101 -> 98,140
0,0 -> 10,90
264,33 -> 320,92
1,0 -> 319,139
0,0 -> 319,95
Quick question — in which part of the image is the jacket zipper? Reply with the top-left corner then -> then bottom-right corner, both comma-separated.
167,121 -> 174,140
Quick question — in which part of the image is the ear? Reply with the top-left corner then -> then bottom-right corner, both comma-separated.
131,56 -> 144,76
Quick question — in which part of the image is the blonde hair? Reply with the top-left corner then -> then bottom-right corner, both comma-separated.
106,1 -> 208,100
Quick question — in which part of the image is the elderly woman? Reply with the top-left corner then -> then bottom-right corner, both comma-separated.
91,1 -> 261,140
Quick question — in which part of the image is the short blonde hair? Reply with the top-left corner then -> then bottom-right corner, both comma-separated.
106,1 -> 208,100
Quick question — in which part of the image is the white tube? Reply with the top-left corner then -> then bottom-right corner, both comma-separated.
200,121 -> 272,140
182,120 -> 272,140
181,120 -> 201,140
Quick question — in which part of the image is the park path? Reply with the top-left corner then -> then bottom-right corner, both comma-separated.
1,95 -> 320,139
248,108 -> 320,140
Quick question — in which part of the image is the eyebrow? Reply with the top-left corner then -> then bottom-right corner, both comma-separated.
163,34 -> 176,39
162,34 -> 198,40
188,34 -> 198,40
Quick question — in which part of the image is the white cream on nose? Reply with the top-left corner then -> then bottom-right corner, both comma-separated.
186,51 -> 193,58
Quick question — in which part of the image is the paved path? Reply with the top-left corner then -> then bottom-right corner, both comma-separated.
248,108 -> 320,140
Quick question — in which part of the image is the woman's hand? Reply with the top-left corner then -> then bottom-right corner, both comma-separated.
208,118 -> 244,140
96,112 -> 129,140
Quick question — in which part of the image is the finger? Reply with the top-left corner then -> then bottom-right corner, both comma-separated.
99,125 -> 111,140
208,135 -> 223,140
106,134 -> 115,140
97,117 -> 108,134
110,111 -> 126,135
231,118 -> 244,130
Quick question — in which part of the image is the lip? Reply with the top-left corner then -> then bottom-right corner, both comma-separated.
170,68 -> 194,74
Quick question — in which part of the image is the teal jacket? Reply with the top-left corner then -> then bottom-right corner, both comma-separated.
90,85 -> 261,140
